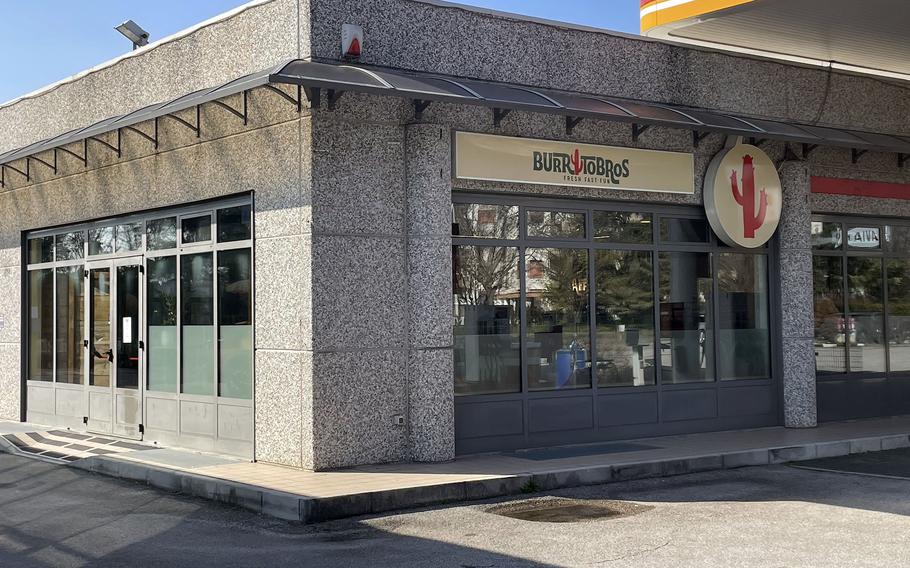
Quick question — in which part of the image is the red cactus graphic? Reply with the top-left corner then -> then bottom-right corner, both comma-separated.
571,149 -> 583,176
730,155 -> 768,239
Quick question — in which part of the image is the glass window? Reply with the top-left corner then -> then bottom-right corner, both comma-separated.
55,267 -> 84,385
181,215 -> 212,245
28,237 -> 53,264
116,222 -> 143,252
28,269 -> 54,381
660,218 -> 710,243
847,257 -> 885,373
525,248 -> 591,391
593,211 -> 652,244
147,257 -> 178,393
717,254 -> 770,380
147,217 -> 177,250
453,246 -> 521,395
887,259 -> 910,373
846,226 -> 881,250
181,253 -> 214,395
55,231 -> 84,261
595,250 -> 655,387
527,210 -> 586,239
811,222 -> 843,250
115,265 -> 141,390
88,227 -> 114,256
218,249 -> 253,399
884,225 -> 910,253
89,268 -> 112,387
452,204 -> 519,239
217,206 -> 252,243
813,256 -> 846,374
659,252 -> 714,383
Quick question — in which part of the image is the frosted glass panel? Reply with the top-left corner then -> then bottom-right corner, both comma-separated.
148,327 -> 178,392
219,326 -> 252,399
183,326 -> 214,395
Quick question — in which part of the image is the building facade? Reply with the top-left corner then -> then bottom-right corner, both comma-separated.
1,0 -> 910,470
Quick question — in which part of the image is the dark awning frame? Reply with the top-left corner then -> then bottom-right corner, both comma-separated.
3,59 -> 910,187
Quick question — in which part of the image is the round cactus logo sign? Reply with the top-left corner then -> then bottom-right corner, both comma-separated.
704,142 -> 782,248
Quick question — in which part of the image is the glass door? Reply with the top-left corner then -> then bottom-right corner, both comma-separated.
85,258 -> 144,438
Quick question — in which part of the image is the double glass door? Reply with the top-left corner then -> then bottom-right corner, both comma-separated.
85,258 -> 143,438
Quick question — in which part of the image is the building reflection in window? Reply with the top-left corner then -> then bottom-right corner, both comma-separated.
847,257 -> 885,373
659,252 -> 714,383
717,253 -> 770,380
453,246 -> 521,395
887,258 -> 910,372
813,256 -> 846,374
595,250 -> 655,387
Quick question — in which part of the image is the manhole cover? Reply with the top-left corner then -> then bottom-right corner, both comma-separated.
487,498 -> 652,523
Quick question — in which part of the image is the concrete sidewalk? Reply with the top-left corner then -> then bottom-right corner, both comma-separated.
2,417 -> 910,523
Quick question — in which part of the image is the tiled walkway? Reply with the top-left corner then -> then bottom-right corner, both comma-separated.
45,416 -> 910,497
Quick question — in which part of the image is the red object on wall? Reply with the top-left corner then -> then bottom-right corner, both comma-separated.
811,177 -> 910,200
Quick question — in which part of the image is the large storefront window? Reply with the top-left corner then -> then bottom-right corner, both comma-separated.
453,245 -> 521,395
526,248 -> 591,391
659,252 -> 714,384
812,218 -> 910,375
452,197 -> 774,399
25,199 -> 253,398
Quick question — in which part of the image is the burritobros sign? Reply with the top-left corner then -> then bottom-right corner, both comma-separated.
704,141 -> 782,248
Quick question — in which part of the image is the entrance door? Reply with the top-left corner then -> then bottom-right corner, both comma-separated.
85,258 -> 143,438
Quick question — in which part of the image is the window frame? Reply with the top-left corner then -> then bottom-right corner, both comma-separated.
812,213 -> 910,378
452,192 -> 775,404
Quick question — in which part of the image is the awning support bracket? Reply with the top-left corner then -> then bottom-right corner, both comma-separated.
28,153 -> 57,175
87,129 -> 122,159
211,90 -> 249,126
692,130 -> 710,148
802,143 -> 819,159
852,148 -> 868,164
2,162 -> 29,182
303,87 -> 321,109
566,116 -> 583,135
327,89 -> 344,111
263,84 -> 302,113
632,123 -> 651,142
57,141 -> 88,167
493,108 -> 512,128
899,153 -> 908,169
749,137 -> 769,148
414,99 -> 432,121
123,121 -> 159,150
162,105 -> 201,138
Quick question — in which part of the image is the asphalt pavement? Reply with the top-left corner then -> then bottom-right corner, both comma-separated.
1,452 -> 909,567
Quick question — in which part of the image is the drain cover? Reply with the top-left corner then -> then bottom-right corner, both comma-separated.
488,498 -> 652,523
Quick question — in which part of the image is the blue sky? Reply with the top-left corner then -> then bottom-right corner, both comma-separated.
0,1 -> 640,104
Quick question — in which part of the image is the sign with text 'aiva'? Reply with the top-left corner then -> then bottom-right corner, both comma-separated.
454,132 -> 695,194
704,141 -> 783,248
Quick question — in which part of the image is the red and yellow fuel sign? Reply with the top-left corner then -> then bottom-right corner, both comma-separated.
640,0 -> 757,34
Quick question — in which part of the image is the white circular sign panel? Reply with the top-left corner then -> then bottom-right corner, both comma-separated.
704,143 -> 782,248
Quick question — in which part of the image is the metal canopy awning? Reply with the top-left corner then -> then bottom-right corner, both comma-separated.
3,58 -> 910,181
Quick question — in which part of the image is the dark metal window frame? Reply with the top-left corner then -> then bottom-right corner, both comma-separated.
812,213 -> 910,379
452,192 -> 778,414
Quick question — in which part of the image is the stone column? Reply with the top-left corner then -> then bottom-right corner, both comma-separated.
405,123 -> 455,462
776,160 -> 817,427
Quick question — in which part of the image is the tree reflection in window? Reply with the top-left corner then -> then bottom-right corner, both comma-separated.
453,246 -> 521,395
595,251 -> 655,387
526,248 -> 591,390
